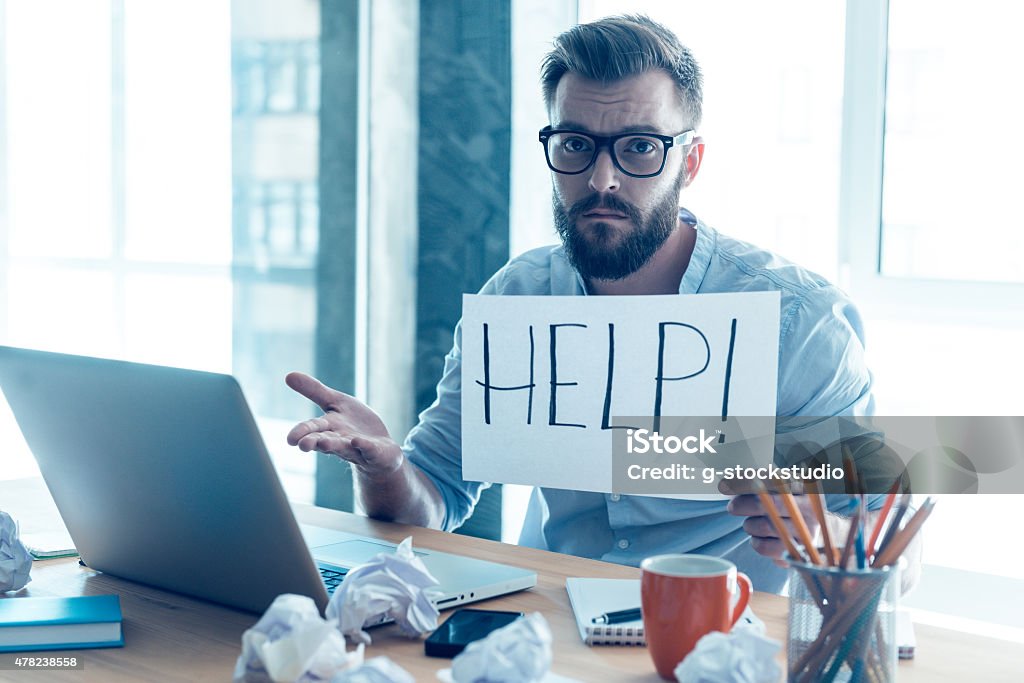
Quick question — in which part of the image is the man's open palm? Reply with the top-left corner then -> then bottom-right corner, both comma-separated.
285,372 -> 403,478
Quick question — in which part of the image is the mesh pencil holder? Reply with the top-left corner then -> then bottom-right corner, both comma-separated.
786,558 -> 900,683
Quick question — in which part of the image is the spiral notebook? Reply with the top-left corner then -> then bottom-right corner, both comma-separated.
566,578 -> 646,646
566,577 -> 765,647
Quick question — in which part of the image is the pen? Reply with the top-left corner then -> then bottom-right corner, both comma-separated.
592,607 -> 642,624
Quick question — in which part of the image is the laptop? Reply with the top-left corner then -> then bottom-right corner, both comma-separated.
0,345 -> 536,616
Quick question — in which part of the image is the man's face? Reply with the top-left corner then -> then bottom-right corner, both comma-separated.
549,71 -> 700,281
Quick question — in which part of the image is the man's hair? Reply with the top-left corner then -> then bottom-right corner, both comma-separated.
541,15 -> 703,130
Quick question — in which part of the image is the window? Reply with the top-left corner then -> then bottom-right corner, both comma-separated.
880,0 -> 1024,284
840,2 -> 1024,628
0,0 -> 319,500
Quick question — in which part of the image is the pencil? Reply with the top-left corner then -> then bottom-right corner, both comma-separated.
838,498 -> 860,569
866,479 -> 901,559
874,497 -> 935,568
777,480 -> 823,565
805,479 -> 837,566
751,479 -> 806,563
842,446 -> 860,496
874,493 -> 913,560
855,518 -> 866,569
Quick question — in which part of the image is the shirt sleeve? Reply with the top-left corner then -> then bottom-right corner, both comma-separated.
402,269 -> 505,531
777,285 -> 875,418
774,285 -> 887,512
773,284 -> 877,468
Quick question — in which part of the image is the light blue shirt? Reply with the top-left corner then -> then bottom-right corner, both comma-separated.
404,211 -> 876,592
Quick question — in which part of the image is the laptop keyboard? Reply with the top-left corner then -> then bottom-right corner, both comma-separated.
318,563 -> 349,594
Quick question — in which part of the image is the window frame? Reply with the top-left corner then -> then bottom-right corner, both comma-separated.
838,0 -> 1024,329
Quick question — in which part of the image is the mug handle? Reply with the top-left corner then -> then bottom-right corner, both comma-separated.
728,571 -> 753,628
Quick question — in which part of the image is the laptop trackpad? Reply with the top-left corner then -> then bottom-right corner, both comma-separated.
312,539 -> 426,567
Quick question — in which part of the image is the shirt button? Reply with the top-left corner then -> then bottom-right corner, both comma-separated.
617,539 -> 630,550
609,494 -> 621,502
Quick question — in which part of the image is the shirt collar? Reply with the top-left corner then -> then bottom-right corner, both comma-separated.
678,208 -> 714,294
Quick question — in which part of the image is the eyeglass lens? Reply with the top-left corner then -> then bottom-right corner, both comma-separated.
546,133 -> 666,176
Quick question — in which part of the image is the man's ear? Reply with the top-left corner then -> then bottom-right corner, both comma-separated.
682,137 -> 705,188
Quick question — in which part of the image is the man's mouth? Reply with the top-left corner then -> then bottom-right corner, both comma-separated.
583,210 -> 628,219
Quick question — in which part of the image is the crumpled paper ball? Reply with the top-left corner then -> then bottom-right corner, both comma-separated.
449,612 -> 552,683
328,657 -> 414,683
0,511 -> 32,593
233,593 -> 364,683
673,624 -> 781,683
326,536 -> 441,645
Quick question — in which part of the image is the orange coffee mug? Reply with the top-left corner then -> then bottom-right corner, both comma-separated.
641,554 -> 753,680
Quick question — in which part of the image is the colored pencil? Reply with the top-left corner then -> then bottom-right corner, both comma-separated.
805,479 -> 837,566
777,480 -> 823,565
842,446 -> 860,496
874,497 -> 935,568
855,518 -> 867,569
838,498 -> 860,569
874,493 -> 913,561
866,479 -> 901,559
751,479 -> 806,563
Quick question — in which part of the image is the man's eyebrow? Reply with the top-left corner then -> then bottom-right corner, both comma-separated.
553,121 -> 665,135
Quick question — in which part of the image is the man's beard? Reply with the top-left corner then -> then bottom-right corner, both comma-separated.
553,170 -> 685,281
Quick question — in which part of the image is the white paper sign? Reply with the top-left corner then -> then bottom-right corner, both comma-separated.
460,292 -> 780,492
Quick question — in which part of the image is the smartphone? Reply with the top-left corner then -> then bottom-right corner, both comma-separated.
424,608 -> 524,658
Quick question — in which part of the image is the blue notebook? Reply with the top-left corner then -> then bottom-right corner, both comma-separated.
0,595 -> 123,652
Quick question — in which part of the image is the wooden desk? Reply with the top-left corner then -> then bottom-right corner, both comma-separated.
2,505 -> 1021,681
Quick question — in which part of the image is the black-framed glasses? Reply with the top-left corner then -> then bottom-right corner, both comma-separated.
538,127 -> 695,178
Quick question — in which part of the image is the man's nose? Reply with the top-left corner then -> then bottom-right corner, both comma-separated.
587,148 -> 621,193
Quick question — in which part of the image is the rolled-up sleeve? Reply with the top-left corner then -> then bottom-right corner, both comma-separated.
777,285 -> 875,418
775,285 -> 886,511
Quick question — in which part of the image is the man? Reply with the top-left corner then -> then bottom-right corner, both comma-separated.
286,16 -> 909,592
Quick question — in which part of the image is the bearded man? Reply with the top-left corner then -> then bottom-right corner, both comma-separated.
286,15 -> 894,592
